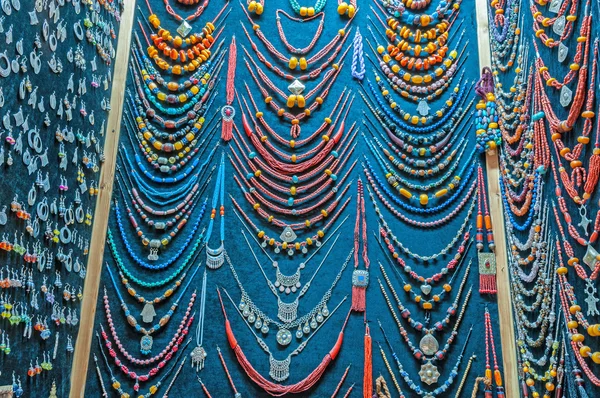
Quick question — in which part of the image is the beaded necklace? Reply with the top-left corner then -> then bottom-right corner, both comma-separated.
233,241 -> 349,346
489,0 -> 522,73
240,4 -> 354,71
107,229 -> 206,288
362,98 -> 474,154
366,176 -> 478,227
380,0 -> 462,27
95,334 -> 190,397
231,156 -> 356,209
378,242 -> 472,310
114,195 -> 207,262
276,10 -> 325,55
363,116 -> 470,173
205,153 -> 226,270
529,0 -> 580,49
376,222 -> 472,286
483,307 -> 505,396
363,155 -> 477,211
365,134 -> 474,190
238,212 -> 347,293
351,179 -> 369,312
219,284 -> 349,384
377,319 -> 472,394
229,135 -> 356,200
231,195 -> 351,256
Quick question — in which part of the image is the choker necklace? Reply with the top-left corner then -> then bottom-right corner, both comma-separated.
218,286 -> 349,386
205,153 -> 226,269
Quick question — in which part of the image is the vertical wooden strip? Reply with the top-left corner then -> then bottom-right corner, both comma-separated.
474,0 -> 520,395
69,1 -> 137,396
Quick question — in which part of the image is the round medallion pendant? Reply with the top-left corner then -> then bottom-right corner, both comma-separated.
276,329 -> 292,346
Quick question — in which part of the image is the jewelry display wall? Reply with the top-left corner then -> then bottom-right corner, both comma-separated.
71,0 -> 514,397
490,0 -> 600,394
0,0 -> 124,396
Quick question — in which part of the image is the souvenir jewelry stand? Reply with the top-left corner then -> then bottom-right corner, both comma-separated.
68,1 -> 137,397
473,0 -> 519,394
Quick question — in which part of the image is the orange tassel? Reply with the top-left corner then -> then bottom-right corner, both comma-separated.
363,324 -> 372,398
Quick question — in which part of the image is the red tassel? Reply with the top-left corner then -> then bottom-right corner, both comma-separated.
352,285 -> 366,312
221,36 -> 237,142
363,324 -> 372,398
479,274 -> 497,295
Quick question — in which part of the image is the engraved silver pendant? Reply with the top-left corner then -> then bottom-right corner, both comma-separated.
419,333 -> 439,356
276,329 -> 292,346
584,279 -> 600,316
583,244 -> 599,270
560,85 -> 573,107
280,226 -> 297,243
190,346 -> 207,371
140,335 -> 153,355
419,361 -> 440,385
553,15 -> 566,36
548,0 -> 562,12
558,43 -> 568,62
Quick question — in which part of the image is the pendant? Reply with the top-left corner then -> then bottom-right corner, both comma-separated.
560,85 -> 573,107
584,279 -> 600,316
206,244 -> 224,270
420,284 -> 432,296
553,15 -> 566,36
548,0 -> 562,13
419,361 -> 440,385
352,269 -> 370,287
147,248 -> 159,262
280,226 -> 297,243
583,244 -> 599,270
277,297 -> 298,323
269,355 -> 291,382
288,79 -> 305,96
419,333 -> 439,356
176,21 -> 193,38
140,303 -> 156,323
140,335 -> 153,355
558,43 -> 568,63
275,266 -> 301,294
417,100 -> 430,116
578,205 -> 591,236
276,329 -> 292,346
190,346 -> 207,371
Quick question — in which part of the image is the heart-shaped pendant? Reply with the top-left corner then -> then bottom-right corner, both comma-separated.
420,284 -> 432,295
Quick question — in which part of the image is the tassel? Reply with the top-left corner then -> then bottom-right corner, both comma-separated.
352,283 -> 366,312
363,324 -> 372,398
478,252 -> 497,294
221,36 -> 237,142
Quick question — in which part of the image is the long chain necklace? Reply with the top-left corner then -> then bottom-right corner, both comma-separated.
484,307 -> 505,396
351,179 -> 369,312
218,286 -> 349,384
205,153 -> 225,270
190,270 -> 208,371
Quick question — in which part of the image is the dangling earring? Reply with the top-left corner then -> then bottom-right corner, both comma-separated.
66,335 -> 73,353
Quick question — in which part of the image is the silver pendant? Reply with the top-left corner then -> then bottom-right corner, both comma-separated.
553,15 -> 566,36
417,100 -> 430,116
419,361 -> 440,385
277,297 -> 298,323
190,346 -> 207,371
583,244 -> 599,270
419,333 -> 439,356
0,206 -> 6,225
206,244 -> 224,269
269,355 -> 291,382
548,0 -> 562,12
420,284 -> 432,295
578,205 -> 591,236
275,267 -> 301,294
276,329 -> 292,346
558,43 -> 569,62
280,226 -> 297,243
177,20 -> 193,38
585,279 -> 600,316
560,85 -> 573,107
140,303 -> 156,323
288,79 -> 305,96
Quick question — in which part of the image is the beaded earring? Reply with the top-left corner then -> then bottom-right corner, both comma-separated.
66,335 -> 73,353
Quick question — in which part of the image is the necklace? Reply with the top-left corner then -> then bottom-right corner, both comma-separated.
378,319 -> 472,395
380,0 -> 461,27
231,196 -> 351,256
234,242 -> 350,344
476,165 -> 497,294
351,179 -> 369,312
205,153 -> 226,270
190,270 -> 208,371
94,334 -> 190,397
238,210 -> 347,294
218,286 -> 349,386
276,10 -> 325,55
484,307 -> 505,396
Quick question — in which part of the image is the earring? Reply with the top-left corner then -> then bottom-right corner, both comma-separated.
66,335 -> 73,353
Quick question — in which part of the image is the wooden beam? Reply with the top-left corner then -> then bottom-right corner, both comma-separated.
473,0 -> 520,395
69,1 -> 137,396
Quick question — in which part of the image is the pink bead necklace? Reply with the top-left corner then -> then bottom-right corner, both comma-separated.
229,143 -> 356,200
232,122 -> 357,185
241,31 -> 351,82
241,3 -> 355,70
276,10 -> 325,55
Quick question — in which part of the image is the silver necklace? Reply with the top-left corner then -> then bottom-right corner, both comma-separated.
190,270 -> 208,371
